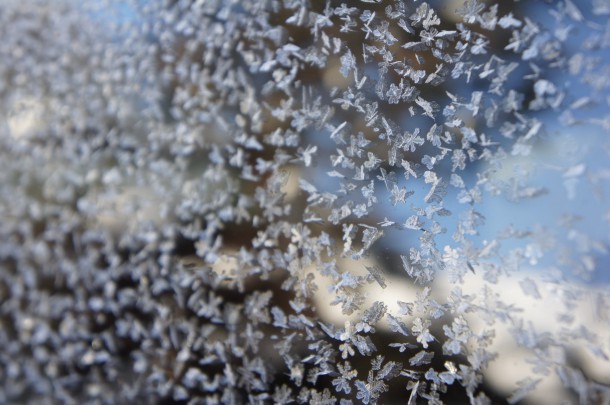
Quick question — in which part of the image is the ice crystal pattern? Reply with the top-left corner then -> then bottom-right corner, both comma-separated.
1,0 -> 610,404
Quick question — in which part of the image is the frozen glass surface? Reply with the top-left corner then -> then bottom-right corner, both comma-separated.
1,1 -> 609,403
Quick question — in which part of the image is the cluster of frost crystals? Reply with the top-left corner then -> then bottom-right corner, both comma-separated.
1,0 -> 610,403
